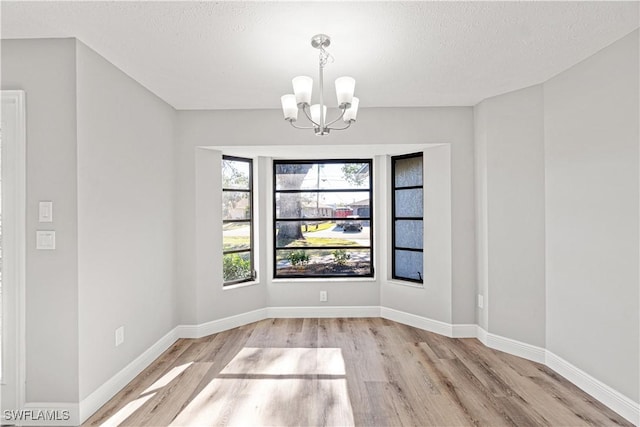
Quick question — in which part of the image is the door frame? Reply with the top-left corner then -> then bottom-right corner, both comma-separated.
1,90 -> 27,419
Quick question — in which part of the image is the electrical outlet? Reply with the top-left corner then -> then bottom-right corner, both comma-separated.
477,295 -> 484,309
320,290 -> 328,302
115,326 -> 125,347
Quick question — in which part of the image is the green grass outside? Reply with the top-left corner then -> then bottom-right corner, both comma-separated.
287,237 -> 358,247
302,221 -> 336,233
223,236 -> 250,251
278,236 -> 361,260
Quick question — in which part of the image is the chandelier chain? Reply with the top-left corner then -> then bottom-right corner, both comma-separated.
318,47 -> 334,69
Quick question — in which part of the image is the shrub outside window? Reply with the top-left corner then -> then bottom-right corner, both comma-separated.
222,156 -> 254,285
273,159 -> 373,278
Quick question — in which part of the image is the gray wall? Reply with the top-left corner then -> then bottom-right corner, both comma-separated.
544,30 -> 639,401
175,108 -> 477,325
1,38 -> 80,403
76,41 -> 176,401
1,38 -> 177,405
380,145 -> 454,323
473,29 -> 639,403
474,85 -> 546,347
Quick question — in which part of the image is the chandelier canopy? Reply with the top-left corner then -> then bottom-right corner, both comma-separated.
281,34 -> 359,136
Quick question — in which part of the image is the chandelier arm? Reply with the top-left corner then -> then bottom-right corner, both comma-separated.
302,104 -> 320,127
327,121 -> 353,131
289,120 -> 316,130
325,107 -> 347,128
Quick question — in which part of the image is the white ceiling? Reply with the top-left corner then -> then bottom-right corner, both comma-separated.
2,1 -> 638,110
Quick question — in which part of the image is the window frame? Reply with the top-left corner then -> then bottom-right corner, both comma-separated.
272,158 -> 374,279
391,152 -> 424,284
222,155 -> 255,286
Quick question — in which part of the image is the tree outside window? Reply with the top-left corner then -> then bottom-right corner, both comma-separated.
273,159 -> 373,278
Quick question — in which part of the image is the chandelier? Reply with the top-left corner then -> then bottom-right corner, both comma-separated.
280,34 -> 359,136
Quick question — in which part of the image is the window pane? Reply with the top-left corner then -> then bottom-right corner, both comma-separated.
275,162 -> 370,190
395,220 -> 423,250
274,159 -> 372,279
275,221 -> 370,248
275,192 -> 370,219
222,155 -> 253,286
276,249 -> 371,277
223,252 -> 252,282
223,191 -> 250,220
222,159 -> 250,190
223,223 -> 251,251
394,250 -> 423,282
394,155 -> 423,187
395,188 -> 423,217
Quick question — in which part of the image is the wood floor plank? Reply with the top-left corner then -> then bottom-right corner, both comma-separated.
82,318 -> 634,427
82,339 -> 194,426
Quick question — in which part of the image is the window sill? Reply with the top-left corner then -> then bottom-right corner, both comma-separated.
272,277 -> 377,284
223,280 -> 260,290
385,279 -> 424,289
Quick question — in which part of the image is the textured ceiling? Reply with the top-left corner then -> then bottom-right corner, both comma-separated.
1,1 -> 638,110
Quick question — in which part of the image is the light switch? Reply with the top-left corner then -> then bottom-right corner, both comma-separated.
36,230 -> 56,250
115,326 -> 125,347
39,201 -> 53,222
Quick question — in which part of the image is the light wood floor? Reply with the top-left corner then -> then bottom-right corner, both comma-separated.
83,318 -> 631,426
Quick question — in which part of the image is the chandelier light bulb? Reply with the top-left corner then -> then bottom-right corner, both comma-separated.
281,94 -> 298,121
343,97 -> 359,123
335,76 -> 355,108
292,76 -> 313,106
310,104 -> 327,126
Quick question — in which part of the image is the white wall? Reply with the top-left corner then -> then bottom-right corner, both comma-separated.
176,107 -> 476,325
544,29 -> 639,402
75,41 -> 176,401
474,85 -> 546,347
1,38 -> 80,403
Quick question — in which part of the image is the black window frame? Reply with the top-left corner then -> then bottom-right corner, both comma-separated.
222,155 -> 255,286
391,152 -> 424,284
273,158 -> 374,279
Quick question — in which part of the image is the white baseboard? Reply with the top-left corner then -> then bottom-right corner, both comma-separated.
476,327 -> 546,364
380,307 -> 453,337
78,326 -> 180,424
476,325 -> 488,344
177,308 -> 268,339
451,324 -> 478,338
268,306 -> 380,318
71,306 -> 636,427
546,351 -> 640,426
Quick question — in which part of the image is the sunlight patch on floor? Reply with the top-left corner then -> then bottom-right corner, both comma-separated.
170,347 -> 354,427
100,392 -> 156,427
142,362 -> 193,395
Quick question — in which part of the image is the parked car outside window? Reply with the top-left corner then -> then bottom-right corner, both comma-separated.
343,215 -> 363,232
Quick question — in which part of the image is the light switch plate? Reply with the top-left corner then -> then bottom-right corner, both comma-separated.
115,326 -> 125,347
39,201 -> 53,223
36,230 -> 56,250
